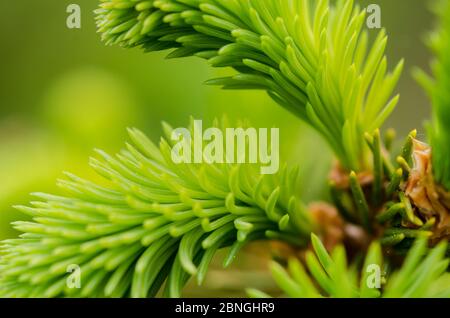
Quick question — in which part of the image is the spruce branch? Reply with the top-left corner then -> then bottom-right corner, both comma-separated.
95,0 -> 404,171
0,119 -> 313,297
415,0 -> 450,191
0,0 -> 447,300
247,234 -> 450,298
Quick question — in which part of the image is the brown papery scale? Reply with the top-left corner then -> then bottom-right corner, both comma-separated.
405,140 -> 450,244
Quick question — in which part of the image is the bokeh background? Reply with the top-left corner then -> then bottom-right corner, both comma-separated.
0,0 -> 436,296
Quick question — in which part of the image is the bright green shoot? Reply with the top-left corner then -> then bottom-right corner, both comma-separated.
416,0 -> 450,190
247,235 -> 450,298
0,119 -> 313,297
96,0 -> 404,171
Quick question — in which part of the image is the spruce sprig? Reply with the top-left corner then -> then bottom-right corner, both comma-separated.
416,0 -> 450,190
0,119 -> 313,297
96,0 -> 404,171
247,234 -> 450,298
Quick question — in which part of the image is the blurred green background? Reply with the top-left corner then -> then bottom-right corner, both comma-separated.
0,0 -> 436,295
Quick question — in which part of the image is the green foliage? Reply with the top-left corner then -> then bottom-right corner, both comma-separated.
1,0 -> 448,300
247,234 -> 450,298
0,120 -> 313,297
96,0 -> 403,171
416,0 -> 450,190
